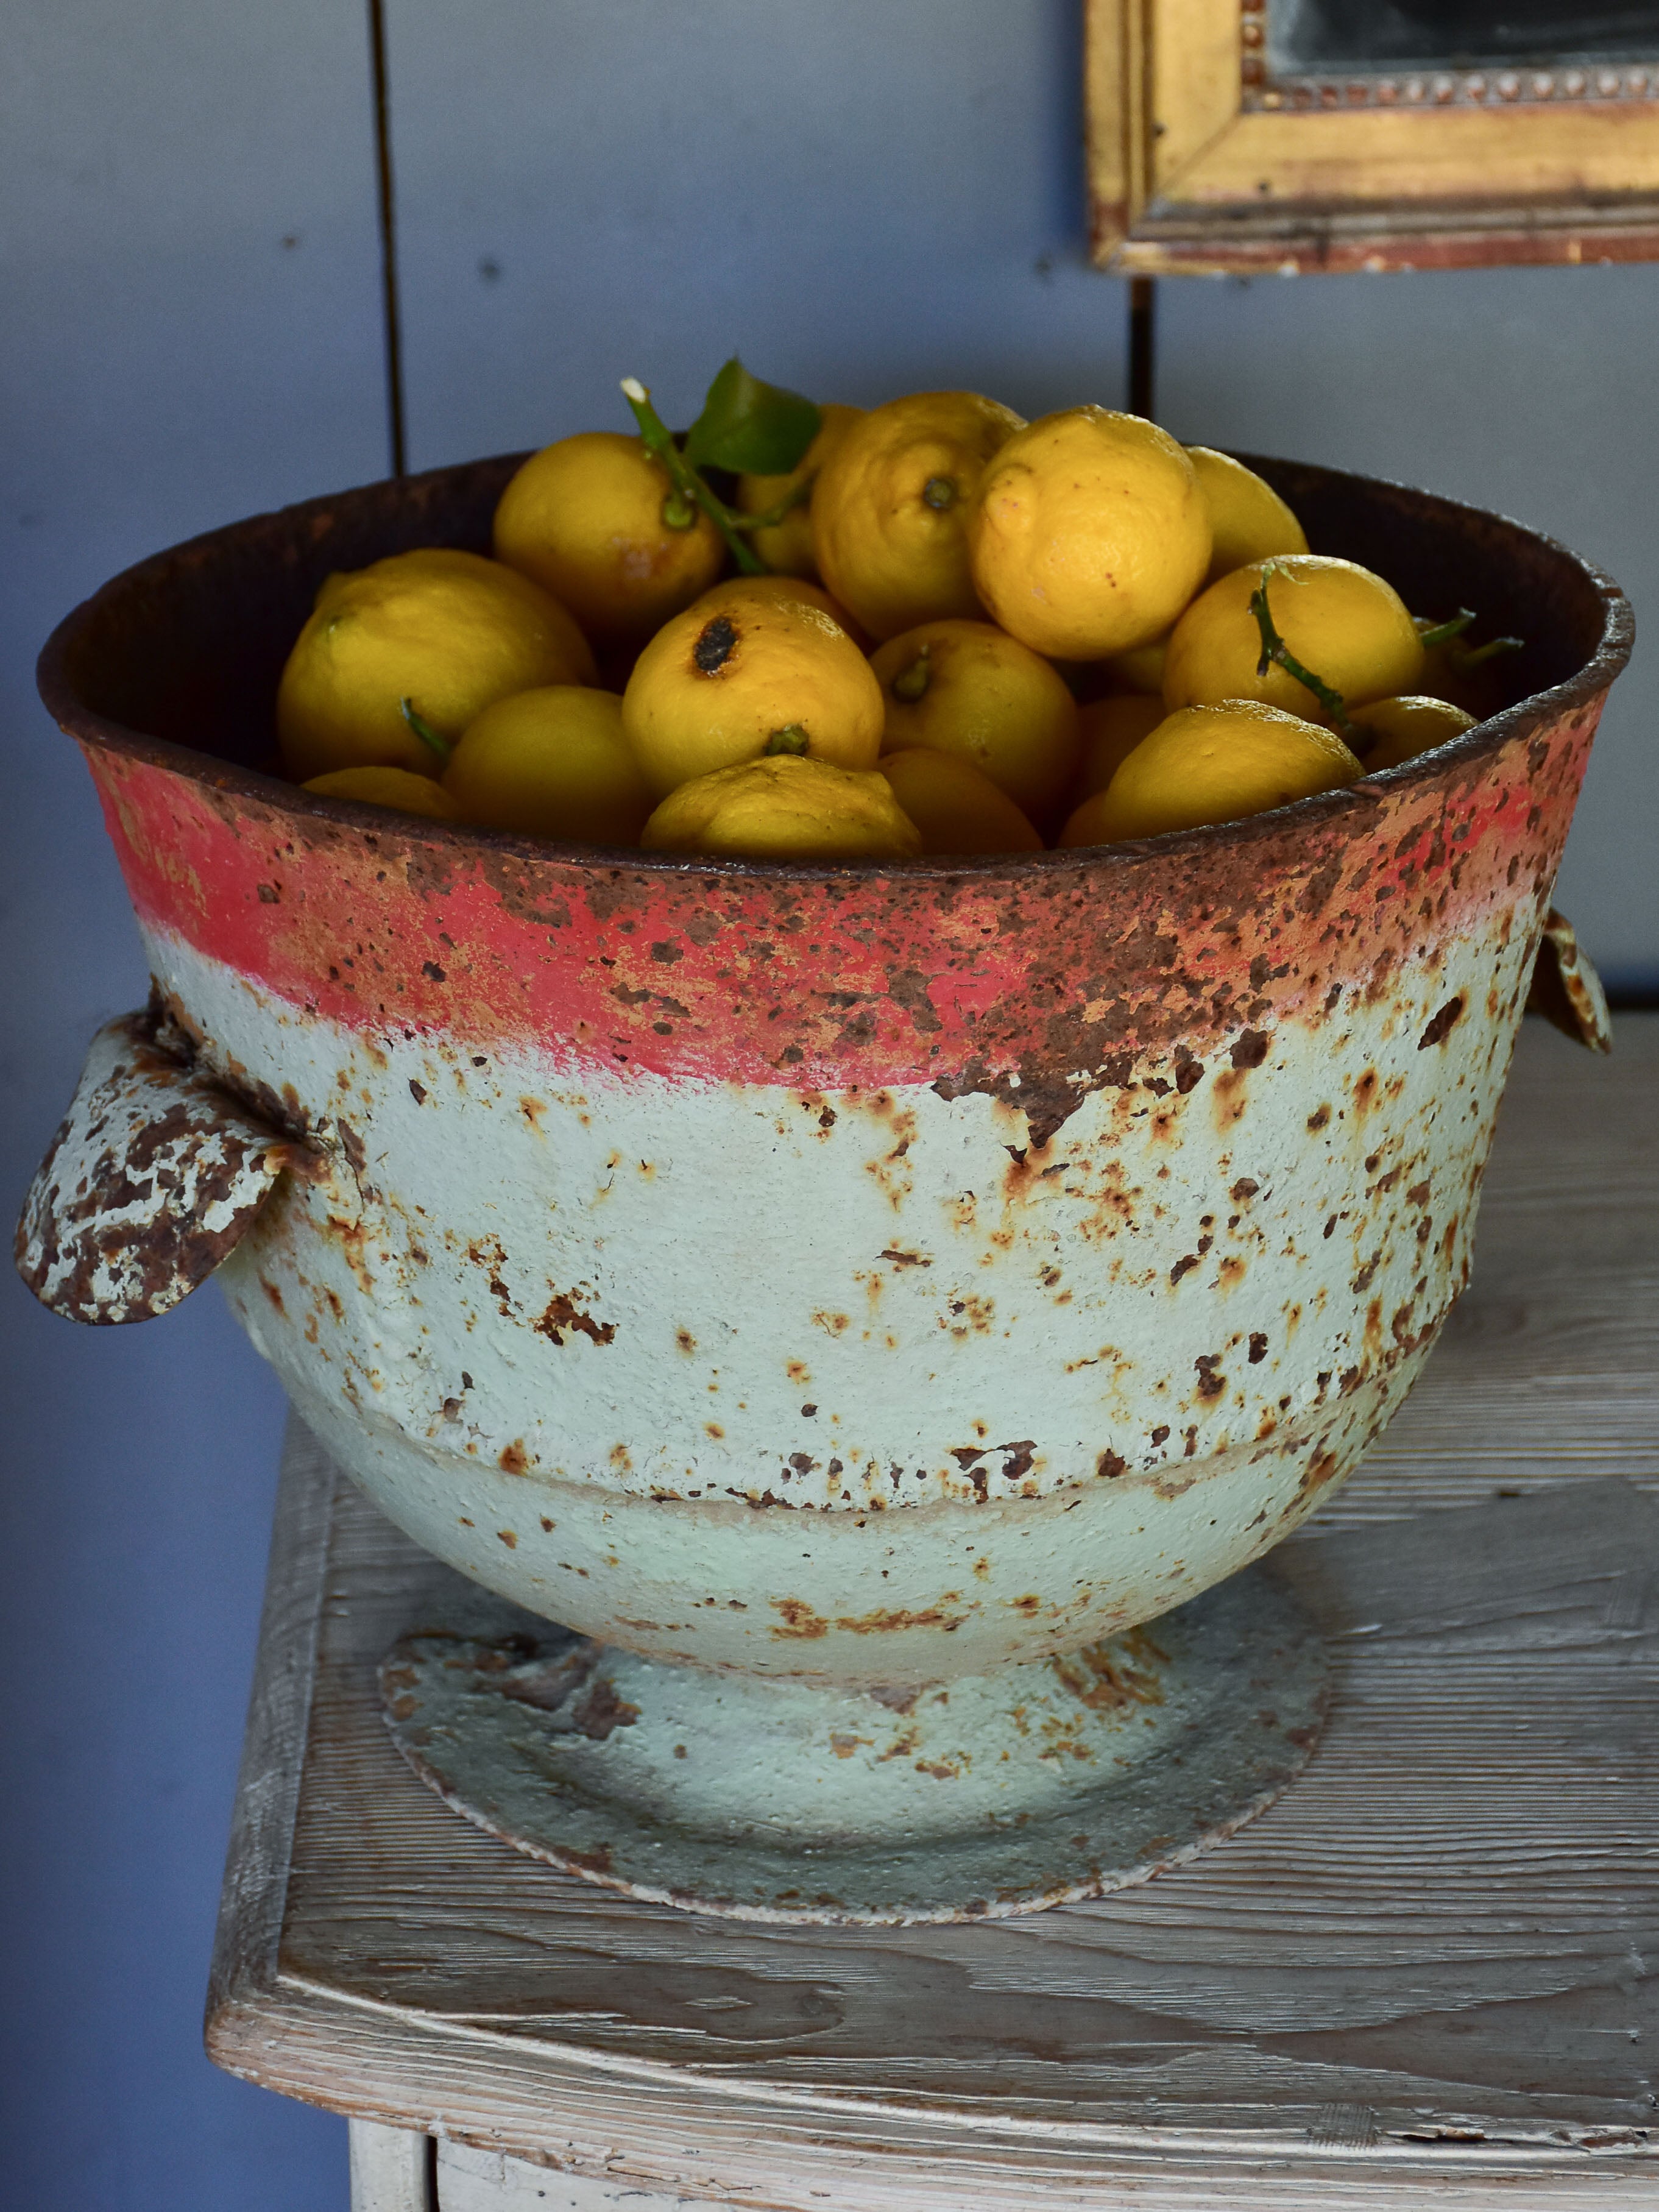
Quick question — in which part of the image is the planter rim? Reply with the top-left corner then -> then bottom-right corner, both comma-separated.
36,447 -> 1635,885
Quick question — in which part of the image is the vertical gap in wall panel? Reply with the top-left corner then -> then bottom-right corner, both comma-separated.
1128,277 -> 1156,420
366,0 -> 407,477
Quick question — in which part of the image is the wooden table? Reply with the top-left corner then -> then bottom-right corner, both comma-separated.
208,1016 -> 1658,2210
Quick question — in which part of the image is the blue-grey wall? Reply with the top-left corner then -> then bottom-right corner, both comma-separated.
2,5 -> 1654,2207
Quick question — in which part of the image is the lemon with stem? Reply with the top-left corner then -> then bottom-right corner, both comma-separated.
623,584 -> 882,799
277,548 -> 595,783
812,391 -> 1025,641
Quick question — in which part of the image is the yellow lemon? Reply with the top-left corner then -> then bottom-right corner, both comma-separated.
1163,555 -> 1424,720
1186,447 -> 1307,585
878,748 -> 1042,855
687,571 -> 871,650
277,548 -> 595,783
302,766 -> 460,819
642,754 -> 922,863
493,431 -> 724,653
1102,631 -> 1170,696
812,391 -> 1025,642
444,687 -> 653,846
1348,693 -> 1476,773
623,583 -> 883,799
969,407 -> 1211,661
1061,701 -> 1360,845
870,619 -> 1079,818
735,402 -> 865,578
1074,693 -> 1167,800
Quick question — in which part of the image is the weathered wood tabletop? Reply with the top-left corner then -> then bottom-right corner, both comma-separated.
208,1015 -> 1658,2210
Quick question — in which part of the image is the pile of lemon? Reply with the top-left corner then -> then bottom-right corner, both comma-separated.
278,381 -> 1501,863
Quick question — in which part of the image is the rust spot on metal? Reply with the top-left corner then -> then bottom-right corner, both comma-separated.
536,1290 -> 616,1346
836,1602 -> 969,1634
1418,994 -> 1466,1050
770,1598 -> 829,1639
498,1441 -> 529,1475
497,1528 -> 518,1548
868,1684 -> 919,1714
1096,1448 -> 1127,1478
569,1677 -> 639,1740
1230,1027 -> 1270,1069
879,1247 -> 930,1267
1053,1631 -> 1166,1712
1194,1354 -> 1226,1399
1298,1447 -> 1341,1499
1248,1331 -> 1268,1363
1306,1104 -> 1330,1131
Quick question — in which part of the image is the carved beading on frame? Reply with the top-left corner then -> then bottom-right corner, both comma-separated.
1241,0 -> 1659,114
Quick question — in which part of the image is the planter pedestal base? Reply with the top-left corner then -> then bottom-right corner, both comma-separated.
378,1565 -> 1329,1926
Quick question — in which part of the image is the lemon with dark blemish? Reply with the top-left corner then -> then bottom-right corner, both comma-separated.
623,584 -> 883,800
1061,700 -> 1359,844
444,687 -> 653,845
686,570 -> 872,649
493,431 -> 724,653
277,547 -> 595,782
641,753 -> 922,863
812,391 -> 1025,641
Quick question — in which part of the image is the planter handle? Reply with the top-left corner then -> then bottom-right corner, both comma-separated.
15,1009 -> 321,1325
1527,909 -> 1613,1054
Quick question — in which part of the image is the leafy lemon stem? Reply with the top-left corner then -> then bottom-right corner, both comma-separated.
1417,608 -> 1476,651
1454,633 -> 1524,670
1248,569 -> 1356,740
732,478 -> 815,533
620,377 -> 766,575
400,697 -> 452,768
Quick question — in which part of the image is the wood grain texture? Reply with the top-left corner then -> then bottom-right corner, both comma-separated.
207,1018 -> 1658,2207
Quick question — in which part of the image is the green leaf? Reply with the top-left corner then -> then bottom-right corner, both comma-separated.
682,357 -> 822,477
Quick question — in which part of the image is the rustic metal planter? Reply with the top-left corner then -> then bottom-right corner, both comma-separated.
21,452 -> 1630,1918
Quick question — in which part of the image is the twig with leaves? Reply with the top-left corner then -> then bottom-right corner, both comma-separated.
1248,566 -> 1357,740
620,358 -> 823,578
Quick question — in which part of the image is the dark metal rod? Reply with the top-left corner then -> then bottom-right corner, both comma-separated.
1128,275 -> 1156,421
367,0 -> 408,478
